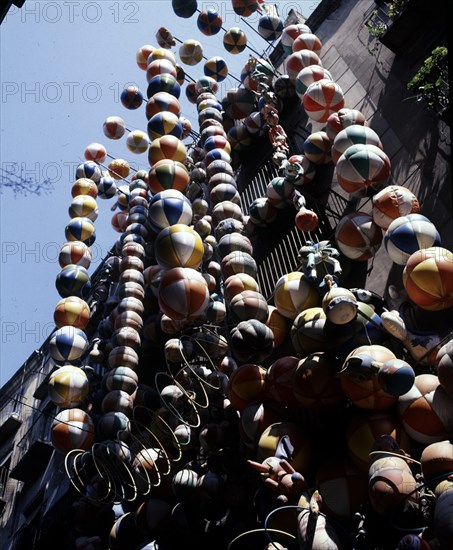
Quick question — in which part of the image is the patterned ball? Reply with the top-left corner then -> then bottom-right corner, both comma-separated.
136,44 -> 154,70
291,307 -> 327,356
248,197 -> 277,226
229,290 -> 269,323
204,56 -> 229,82
286,50 -> 322,81
281,23 -> 312,55
75,161 -> 102,183
292,33 -> 322,53
232,0 -> 259,16
59,241 -> 92,269
303,131 -> 332,164
108,158 -> 130,180
68,196 -> 98,222
120,85 -> 144,110
227,125 -> 252,151
97,176 -> 117,199
378,359 -> 415,397
71,177 -> 98,199
148,135 -> 187,165
147,111 -> 183,141
55,264 -> 90,298
146,91 -> 181,120
147,74 -> 181,100
51,408 -> 94,453
230,319 -> 275,364
97,411 -> 131,440
172,0 -> 197,18
273,75 -> 296,99
158,267 -> 209,321
274,272 -> 319,319
295,66 -> 332,98
48,365 -> 89,407
403,247 -> 453,310
54,297 -> 90,329
335,212 -> 383,261
221,250 -> 257,279
147,47 -> 177,65
108,346 -> 140,370
372,185 -> 420,230
258,14 -> 283,41
49,326 -> 89,364
326,108 -> 367,140
148,159 -> 189,194
179,39 -> 203,66
212,201 -> 243,227
126,130 -> 150,154
223,273 -> 260,303
303,80 -> 345,123
146,58 -> 177,84
148,189 -> 192,232
384,214 -> 441,265
84,143 -> 107,164
103,116 -> 126,140
155,224 -> 204,270
197,9 -> 222,35
336,144 -> 391,195
223,27 -> 247,54
331,125 -> 382,164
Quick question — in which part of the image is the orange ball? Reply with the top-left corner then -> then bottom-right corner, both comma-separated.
54,296 -> 90,329
227,363 -> 267,412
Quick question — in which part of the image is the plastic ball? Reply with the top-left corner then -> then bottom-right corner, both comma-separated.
292,32 -> 322,53
147,111 -> 183,141
49,326 -> 89,364
291,307 -> 327,356
229,290 -> 269,323
158,267 -> 209,321
281,23 -> 312,55
149,135 -> 187,165
97,176 -> 117,199
71,177 -> 98,199
54,296 -> 90,329
221,250 -> 257,279
108,158 -> 130,180
372,185 -> 420,229
120,85 -> 143,110
55,264 -> 90,298
303,80 -> 345,123
197,9 -> 222,36
303,131 -> 332,164
172,0 -> 197,18
230,319 -> 275,364
295,207 -> 319,232
68,195 -> 98,222
148,159 -> 189,194
286,50 -> 322,81
75,161 -> 102,183
84,143 -> 107,164
147,189 -> 192,232
223,273 -> 259,303
155,224 -> 204,270
136,44 -> 154,70
384,214 -> 441,265
147,74 -> 181,100
273,75 -> 296,99
48,365 -> 89,407
335,211 -> 383,261
295,65 -> 332,98
51,408 -> 94,453
204,56 -> 228,82
274,272 -> 319,319
146,58 -> 177,83
331,124 -> 382,164
326,107 -> 367,140
403,247 -> 453,310
336,143 -> 391,195
378,359 -> 415,396
126,130 -> 150,154
179,39 -> 203,66
59,241 -> 92,269
223,27 -> 247,54
258,14 -> 283,40
103,115 -> 126,140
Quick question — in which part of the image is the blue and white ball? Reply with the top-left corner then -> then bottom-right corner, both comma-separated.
147,189 -> 192,232
384,214 -> 441,265
49,326 -> 89,365
97,176 -> 118,199
75,161 -> 102,183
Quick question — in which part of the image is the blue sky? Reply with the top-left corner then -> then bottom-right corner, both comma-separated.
0,0 -> 320,385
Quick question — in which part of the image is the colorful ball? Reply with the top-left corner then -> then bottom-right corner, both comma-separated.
335,212 -> 383,261
384,214 -> 441,265
303,131 -> 332,165
136,44 -> 155,70
148,189 -> 192,232
295,65 -> 332,98
227,124 -> 252,151
273,75 -> 296,99
54,297 -> 90,329
274,272 -> 319,319
197,9 -> 222,35
97,176 -> 117,199
48,365 -> 89,407
204,56 -> 229,82
55,264 -> 90,298
291,307 -> 327,356
286,50 -> 322,81
292,33 -> 322,53
146,58 -> 177,83
232,0 -> 259,17
68,195 -> 98,221
403,247 -> 453,310
258,14 -> 283,40
303,80 -> 345,123
49,326 -> 89,364
84,143 -> 107,164
378,359 -> 415,397
172,0 -> 197,18
146,91 -> 180,120
103,116 -> 126,140
229,290 -> 269,323
51,408 -> 94,453
59,241 -> 92,269
148,135 -> 187,166
147,111 -> 183,141
65,217 -> 96,246
155,224 -> 204,270
336,143 -> 391,195
72,177 -> 98,199
230,319 -> 275,364
331,125 -> 382,164
179,39 -> 203,66
147,74 -> 181,100
148,159 -> 189,194
223,27 -> 247,54
326,107 -> 367,140
158,267 -> 209,321
281,23 -> 312,55
120,85 -> 143,110
75,161 -> 102,183
227,363 -> 267,411
108,158 -> 130,180
221,250 -> 257,279
126,130 -> 150,154
295,207 -> 319,233
372,185 -> 420,230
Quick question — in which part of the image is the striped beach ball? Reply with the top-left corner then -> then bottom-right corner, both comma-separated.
232,0 -> 259,17
97,176 -> 117,199
65,217 -> 96,246
54,296 -> 90,329
68,195 -> 98,221
75,161 -> 102,183
146,74 -> 181,100
148,189 -> 192,232
295,65 -> 332,98
336,144 -> 391,195
148,159 -> 189,194
84,142 -> 107,164
149,135 -> 187,165
403,247 -> 453,311
281,23 -> 312,55
158,267 -> 209,321
204,56 -> 229,82
155,224 -> 204,269
331,125 -> 382,164
286,50 -> 322,81
372,185 -> 420,230
146,58 -> 177,83
51,408 -> 94,452
147,111 -> 183,141
48,365 -> 89,407
146,91 -> 181,120
179,39 -> 203,66
126,130 -> 150,154
197,9 -> 222,36
384,214 -> 441,265
258,14 -> 283,41
120,86 -> 144,110
303,80 -> 345,123
303,131 -> 332,164
59,241 -> 92,269
49,326 -> 89,364
292,33 -> 322,53
136,44 -> 154,70
274,272 -> 319,319
103,116 -> 126,140
223,27 -> 247,54
335,212 -> 383,260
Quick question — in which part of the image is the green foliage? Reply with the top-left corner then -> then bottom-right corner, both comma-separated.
407,47 -> 449,114
387,0 -> 410,19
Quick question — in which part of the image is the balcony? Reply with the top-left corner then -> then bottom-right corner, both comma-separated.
9,439 -> 53,484
0,413 -> 22,442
